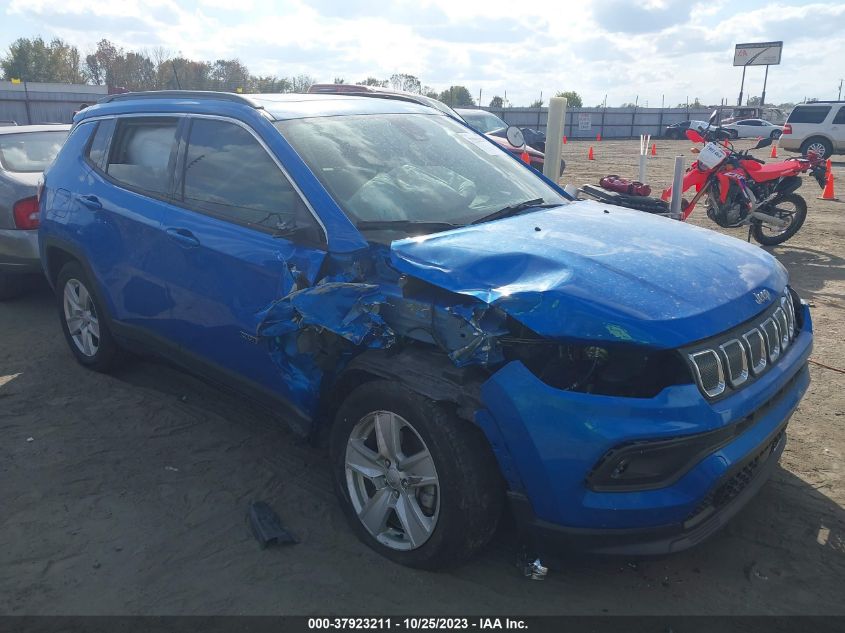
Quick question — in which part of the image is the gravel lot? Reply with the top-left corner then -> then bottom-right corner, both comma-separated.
1,139 -> 843,615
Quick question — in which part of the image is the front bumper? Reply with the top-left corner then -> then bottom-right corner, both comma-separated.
0,228 -> 40,274
474,304 -> 812,555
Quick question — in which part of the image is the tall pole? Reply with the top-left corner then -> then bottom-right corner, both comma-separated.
738,65 -> 747,106
839,79 -> 843,101
761,65 -> 769,106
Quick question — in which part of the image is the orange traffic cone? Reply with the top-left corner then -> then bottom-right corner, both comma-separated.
588,146 -> 595,160
596,133 -> 602,142
651,143 -> 657,156
819,163 -> 839,201
520,149 -> 531,164
563,135 -> 567,144
770,143 -> 778,158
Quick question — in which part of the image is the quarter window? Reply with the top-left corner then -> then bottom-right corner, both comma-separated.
107,118 -> 179,196
833,106 -> 845,124
180,118 -> 307,233
787,106 -> 832,124
86,118 -> 115,170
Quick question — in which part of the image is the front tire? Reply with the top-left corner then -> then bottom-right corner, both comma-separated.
330,380 -> 503,569
56,261 -> 120,372
751,193 -> 808,246
771,130 -> 782,140
729,130 -> 739,140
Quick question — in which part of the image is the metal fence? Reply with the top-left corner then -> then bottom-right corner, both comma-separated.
485,106 -> 715,139
0,82 -> 108,125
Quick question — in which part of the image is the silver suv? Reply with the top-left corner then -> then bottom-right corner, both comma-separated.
780,101 -> 845,159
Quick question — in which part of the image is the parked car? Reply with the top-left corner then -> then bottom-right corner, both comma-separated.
720,119 -> 783,139
0,124 -> 70,299
664,120 -> 708,139
720,106 -> 786,125
41,91 -> 812,569
455,108 -> 549,170
779,101 -> 845,159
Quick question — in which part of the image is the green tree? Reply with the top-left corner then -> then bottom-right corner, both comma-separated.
358,77 -> 388,87
422,85 -> 439,99
529,98 -> 544,108
489,95 -> 504,108
390,73 -> 421,93
291,74 -> 316,93
250,75 -> 293,93
1,36 -> 84,83
554,90 -> 582,107
209,59 -> 251,91
439,85 -> 474,107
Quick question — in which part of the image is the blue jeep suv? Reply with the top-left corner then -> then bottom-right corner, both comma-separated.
39,91 -> 812,569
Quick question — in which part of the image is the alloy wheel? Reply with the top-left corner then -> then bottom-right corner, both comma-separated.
63,278 -> 100,357
345,410 -> 440,551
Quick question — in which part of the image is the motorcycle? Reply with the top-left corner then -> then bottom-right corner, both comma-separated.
661,110 -> 827,245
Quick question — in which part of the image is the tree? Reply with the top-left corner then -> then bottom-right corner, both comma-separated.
358,77 -> 388,87
210,59 -> 250,91
291,74 -> 316,93
438,85 -> 474,107
529,98 -> 544,108
1,36 -> 84,83
250,75 -> 293,93
333,77 -> 345,84
489,95 -> 504,108
422,85 -> 439,99
555,90 -> 582,108
746,96 -> 761,106
390,73 -> 421,94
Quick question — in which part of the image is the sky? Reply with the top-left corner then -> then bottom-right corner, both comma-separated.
1,0 -> 843,107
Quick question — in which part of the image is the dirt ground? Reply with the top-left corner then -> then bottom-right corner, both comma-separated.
1,139 -> 843,616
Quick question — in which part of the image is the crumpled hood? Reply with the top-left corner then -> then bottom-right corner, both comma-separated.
389,200 -> 788,348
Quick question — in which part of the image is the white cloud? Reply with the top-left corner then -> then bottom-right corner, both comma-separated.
2,0 -> 843,106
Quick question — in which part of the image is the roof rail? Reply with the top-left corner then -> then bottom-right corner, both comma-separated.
799,100 -> 845,104
98,90 -> 262,108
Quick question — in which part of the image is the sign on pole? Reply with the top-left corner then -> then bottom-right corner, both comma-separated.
733,42 -> 783,67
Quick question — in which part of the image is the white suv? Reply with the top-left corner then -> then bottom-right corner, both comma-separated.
780,101 -> 845,159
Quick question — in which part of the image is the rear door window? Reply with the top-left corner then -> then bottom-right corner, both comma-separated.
106,118 -> 179,197
179,118 -> 311,234
787,106 -> 832,124
833,106 -> 845,125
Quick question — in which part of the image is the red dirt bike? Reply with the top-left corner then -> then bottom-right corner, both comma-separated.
662,113 -> 827,245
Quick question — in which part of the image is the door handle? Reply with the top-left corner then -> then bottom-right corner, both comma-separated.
78,194 -> 102,210
165,227 -> 201,248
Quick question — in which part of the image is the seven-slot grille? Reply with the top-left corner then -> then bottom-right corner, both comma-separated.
686,291 -> 798,399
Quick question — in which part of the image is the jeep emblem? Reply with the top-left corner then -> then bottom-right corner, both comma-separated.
753,289 -> 771,304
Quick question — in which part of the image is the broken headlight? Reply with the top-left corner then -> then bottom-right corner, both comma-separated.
501,331 -> 692,398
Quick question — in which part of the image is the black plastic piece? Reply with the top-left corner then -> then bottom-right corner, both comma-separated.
247,501 -> 298,549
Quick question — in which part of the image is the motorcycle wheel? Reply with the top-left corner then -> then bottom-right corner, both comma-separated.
751,193 -> 807,246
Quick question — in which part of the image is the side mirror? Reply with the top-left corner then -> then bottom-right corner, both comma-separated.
686,129 -> 704,143
754,137 -> 773,149
505,125 -> 525,148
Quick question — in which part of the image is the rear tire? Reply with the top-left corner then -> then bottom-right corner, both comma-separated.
56,261 -> 120,372
751,193 -> 808,246
729,130 -> 739,140
330,380 -> 503,569
771,130 -> 782,140
801,136 -> 832,160
0,271 -> 25,301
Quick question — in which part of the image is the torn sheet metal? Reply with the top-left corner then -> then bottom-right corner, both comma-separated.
255,264 -> 396,414
389,199 -> 787,348
441,303 -> 506,367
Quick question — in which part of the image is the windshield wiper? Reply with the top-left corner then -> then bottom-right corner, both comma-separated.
470,198 -> 560,225
356,220 -> 462,233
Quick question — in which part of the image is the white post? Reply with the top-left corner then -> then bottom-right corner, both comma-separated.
543,96 -> 567,182
638,134 -> 650,183
670,155 -> 685,219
